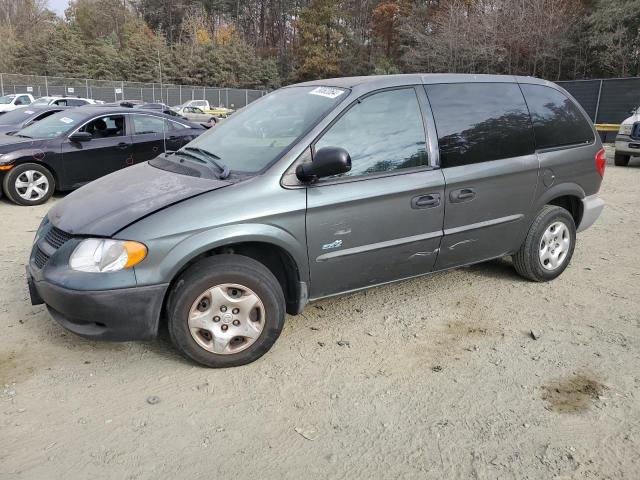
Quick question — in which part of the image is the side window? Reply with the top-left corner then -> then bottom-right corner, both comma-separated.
132,115 -> 166,135
15,96 -> 29,105
315,88 -> 428,178
54,99 -> 68,106
67,99 -> 87,106
520,84 -> 594,149
81,115 -> 125,138
31,111 -> 59,123
167,120 -> 185,131
425,83 -> 535,168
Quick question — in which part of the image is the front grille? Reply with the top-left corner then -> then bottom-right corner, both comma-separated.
32,225 -> 74,270
33,247 -> 50,269
44,226 -> 73,249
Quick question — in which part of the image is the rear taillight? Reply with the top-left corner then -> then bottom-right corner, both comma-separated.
595,148 -> 606,178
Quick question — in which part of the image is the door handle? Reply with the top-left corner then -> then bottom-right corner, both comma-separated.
411,193 -> 441,209
116,142 -> 129,150
450,188 -> 476,203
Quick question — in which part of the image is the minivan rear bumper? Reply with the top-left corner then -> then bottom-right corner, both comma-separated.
28,272 -> 168,341
577,195 -> 605,233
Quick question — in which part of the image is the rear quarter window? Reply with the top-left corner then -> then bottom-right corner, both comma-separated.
425,83 -> 535,168
520,84 -> 594,149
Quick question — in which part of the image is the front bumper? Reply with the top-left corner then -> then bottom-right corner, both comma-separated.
27,267 -> 168,341
577,195 -> 605,233
615,135 -> 640,155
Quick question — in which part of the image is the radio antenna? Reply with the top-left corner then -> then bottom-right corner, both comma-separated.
158,47 -> 167,154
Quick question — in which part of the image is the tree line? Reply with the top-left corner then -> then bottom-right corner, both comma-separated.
0,0 -> 638,89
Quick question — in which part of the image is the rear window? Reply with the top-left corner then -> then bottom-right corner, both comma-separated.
425,83 -> 535,168
520,84 -> 594,149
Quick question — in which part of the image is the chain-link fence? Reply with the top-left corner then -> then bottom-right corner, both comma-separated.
557,78 -> 639,125
0,73 -> 266,109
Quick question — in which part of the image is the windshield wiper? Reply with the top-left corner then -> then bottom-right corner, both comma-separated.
183,147 -> 230,179
168,150 -> 223,178
14,134 -> 32,138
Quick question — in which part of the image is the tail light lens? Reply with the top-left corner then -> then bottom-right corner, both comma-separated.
595,148 -> 606,178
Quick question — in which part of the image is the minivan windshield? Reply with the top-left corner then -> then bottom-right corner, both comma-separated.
16,111 -> 86,138
183,86 -> 349,173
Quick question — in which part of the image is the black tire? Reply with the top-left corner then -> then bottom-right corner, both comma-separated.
167,255 -> 286,367
2,163 -> 55,206
513,205 -> 576,282
614,152 -> 630,166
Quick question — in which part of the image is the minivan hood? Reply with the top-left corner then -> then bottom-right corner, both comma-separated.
48,162 -> 231,236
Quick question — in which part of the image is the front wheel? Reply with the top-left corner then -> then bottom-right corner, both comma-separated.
614,152 -> 630,166
167,255 -> 286,367
513,205 -> 576,282
2,163 -> 55,206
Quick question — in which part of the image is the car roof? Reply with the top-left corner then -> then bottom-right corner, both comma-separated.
288,73 -> 550,90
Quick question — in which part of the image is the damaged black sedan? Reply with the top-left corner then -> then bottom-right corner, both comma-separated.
0,106 -> 205,205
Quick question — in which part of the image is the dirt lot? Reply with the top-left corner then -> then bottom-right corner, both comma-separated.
1,148 -> 639,479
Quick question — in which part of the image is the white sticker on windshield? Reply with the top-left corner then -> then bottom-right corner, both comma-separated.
24,110 -> 34,114
309,87 -> 345,99
59,117 -> 74,124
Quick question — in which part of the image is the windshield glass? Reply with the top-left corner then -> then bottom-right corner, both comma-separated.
0,107 -> 38,124
31,97 -> 52,105
16,111 -> 86,138
0,95 -> 16,104
184,86 -> 348,173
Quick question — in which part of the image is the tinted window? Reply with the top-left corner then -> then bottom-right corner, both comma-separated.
425,83 -> 535,168
132,114 -> 166,134
80,115 -> 125,138
520,84 -> 594,149
315,88 -> 428,178
66,99 -> 89,106
15,96 -> 30,105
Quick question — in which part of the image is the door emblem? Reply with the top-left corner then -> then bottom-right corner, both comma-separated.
322,240 -> 343,250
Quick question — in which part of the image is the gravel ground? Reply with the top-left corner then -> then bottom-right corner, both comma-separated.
1,147 -> 639,479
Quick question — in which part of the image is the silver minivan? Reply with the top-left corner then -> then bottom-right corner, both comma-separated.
26,74 -> 606,367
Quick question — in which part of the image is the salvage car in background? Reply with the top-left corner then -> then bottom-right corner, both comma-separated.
31,96 -> 101,107
0,107 -> 205,205
614,108 -> 640,166
173,105 -> 218,126
134,103 -> 188,120
0,105 -> 68,135
177,100 -> 234,118
0,94 -> 34,114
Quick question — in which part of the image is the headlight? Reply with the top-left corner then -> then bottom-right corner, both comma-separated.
619,124 -> 633,136
70,239 -> 147,272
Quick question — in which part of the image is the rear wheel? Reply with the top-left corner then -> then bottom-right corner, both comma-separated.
513,205 -> 576,282
167,255 -> 286,367
614,152 -> 630,166
2,163 -> 55,206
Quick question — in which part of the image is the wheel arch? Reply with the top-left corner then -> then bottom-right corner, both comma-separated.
534,182 -> 585,228
154,227 -> 309,317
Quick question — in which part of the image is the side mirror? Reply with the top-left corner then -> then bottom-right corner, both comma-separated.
69,131 -> 92,142
296,147 -> 351,182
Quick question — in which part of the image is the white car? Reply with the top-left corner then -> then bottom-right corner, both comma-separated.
0,93 -> 34,114
615,108 -> 640,166
31,96 -> 102,107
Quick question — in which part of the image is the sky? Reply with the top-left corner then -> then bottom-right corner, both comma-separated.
48,0 -> 69,17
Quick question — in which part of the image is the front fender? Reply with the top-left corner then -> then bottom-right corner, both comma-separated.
132,223 -> 308,287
